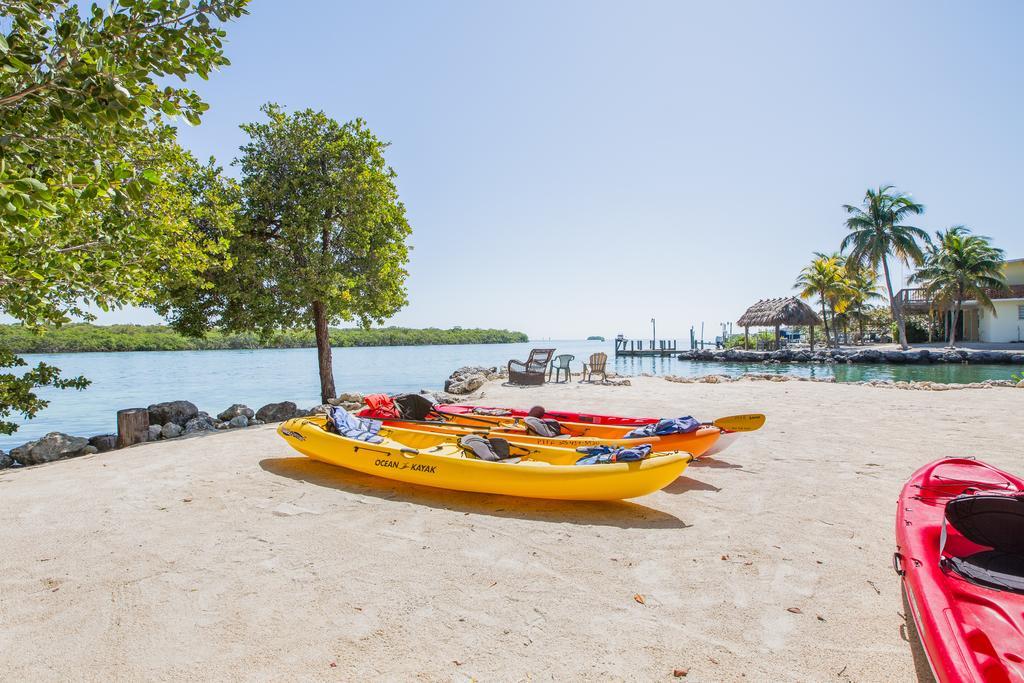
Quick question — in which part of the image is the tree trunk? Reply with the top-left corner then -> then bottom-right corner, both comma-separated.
312,300 -> 336,403
949,300 -> 961,348
881,257 -> 908,349
819,295 -> 831,347
809,325 -> 815,351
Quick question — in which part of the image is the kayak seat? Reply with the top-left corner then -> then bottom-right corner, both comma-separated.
944,493 -> 1024,593
523,416 -> 562,437
946,551 -> 1024,594
459,435 -> 517,462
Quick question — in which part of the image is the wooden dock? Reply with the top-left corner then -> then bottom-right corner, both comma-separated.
615,338 -> 679,357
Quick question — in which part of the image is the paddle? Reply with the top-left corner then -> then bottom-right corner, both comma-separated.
710,413 -> 766,432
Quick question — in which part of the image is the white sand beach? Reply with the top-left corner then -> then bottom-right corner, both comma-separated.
2,377 -> 1023,681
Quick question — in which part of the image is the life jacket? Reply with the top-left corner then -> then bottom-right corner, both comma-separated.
362,393 -> 400,419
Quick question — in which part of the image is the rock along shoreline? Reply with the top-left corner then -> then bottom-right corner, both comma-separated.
1,366 -> 501,472
678,347 -> 1024,365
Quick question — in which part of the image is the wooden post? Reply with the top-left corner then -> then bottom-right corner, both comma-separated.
744,326 -> 749,349
117,408 -> 150,448
809,325 -> 815,351
774,324 -> 780,350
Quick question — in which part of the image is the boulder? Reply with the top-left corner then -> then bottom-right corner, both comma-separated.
183,416 -> 217,434
1011,354 -> 1024,364
217,404 -> 255,422
147,425 -> 163,442
147,400 -> 199,427
228,415 -> 249,428
82,445 -> 98,455
849,349 -> 881,363
89,434 -> 118,453
940,350 -> 966,363
0,451 -> 12,469
9,441 -> 37,466
447,374 -> 486,395
15,432 -> 90,465
256,401 -> 301,423
309,404 -> 332,415
336,392 -> 364,404
250,419 -> 265,426
444,366 -> 500,394
882,350 -> 907,364
161,422 -> 184,439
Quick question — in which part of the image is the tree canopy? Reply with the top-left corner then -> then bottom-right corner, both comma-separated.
162,104 -> 413,402
0,0 -> 248,435
909,226 -> 1005,346
841,185 -> 928,349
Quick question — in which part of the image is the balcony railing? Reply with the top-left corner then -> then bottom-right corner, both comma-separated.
896,284 -> 1024,308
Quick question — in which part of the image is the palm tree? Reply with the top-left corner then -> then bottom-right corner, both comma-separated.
841,185 -> 928,349
794,252 -> 845,348
841,264 -> 883,343
908,226 -> 1006,347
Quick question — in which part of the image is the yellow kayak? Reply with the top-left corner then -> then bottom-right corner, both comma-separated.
277,415 -> 692,500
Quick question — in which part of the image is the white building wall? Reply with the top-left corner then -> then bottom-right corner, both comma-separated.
980,300 -> 1024,342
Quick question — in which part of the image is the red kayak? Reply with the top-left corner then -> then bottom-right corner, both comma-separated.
437,404 -> 658,426
895,458 -> 1024,682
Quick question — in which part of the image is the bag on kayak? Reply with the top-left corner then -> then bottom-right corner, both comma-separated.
523,416 -> 562,437
329,407 -> 385,444
625,416 -> 701,439
362,394 -> 400,419
575,444 -> 652,465
393,393 -> 436,421
942,493 -> 1024,593
458,435 -> 517,462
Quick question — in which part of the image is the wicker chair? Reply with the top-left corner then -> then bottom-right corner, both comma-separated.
580,352 -> 608,383
508,348 -> 555,386
548,354 -> 575,383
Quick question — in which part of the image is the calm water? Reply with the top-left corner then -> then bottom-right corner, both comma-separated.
2,339 -> 1017,450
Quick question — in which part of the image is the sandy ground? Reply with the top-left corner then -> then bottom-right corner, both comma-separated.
2,377 -> 1023,681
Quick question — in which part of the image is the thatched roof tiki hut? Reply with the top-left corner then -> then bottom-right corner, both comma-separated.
736,297 -> 824,350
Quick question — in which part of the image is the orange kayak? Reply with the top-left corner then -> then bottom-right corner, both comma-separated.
379,417 -> 722,456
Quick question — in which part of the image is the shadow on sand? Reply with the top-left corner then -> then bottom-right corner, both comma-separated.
691,457 -> 743,470
900,582 -> 938,683
259,457 -> 690,530
663,476 -> 721,494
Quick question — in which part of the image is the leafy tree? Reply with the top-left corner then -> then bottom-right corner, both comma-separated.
794,252 -> 845,348
841,185 -> 928,349
0,0 -> 248,228
162,105 -> 413,403
838,263 -> 882,344
0,0 -> 247,435
909,227 -> 1005,347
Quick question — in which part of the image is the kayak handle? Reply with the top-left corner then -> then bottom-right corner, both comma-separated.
892,552 -> 905,577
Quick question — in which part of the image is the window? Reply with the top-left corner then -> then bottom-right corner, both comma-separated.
1019,305 -> 1024,320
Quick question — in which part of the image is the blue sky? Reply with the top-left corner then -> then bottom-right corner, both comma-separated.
97,0 -> 1024,340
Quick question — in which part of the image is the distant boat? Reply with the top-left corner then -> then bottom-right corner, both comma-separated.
587,335 -> 605,341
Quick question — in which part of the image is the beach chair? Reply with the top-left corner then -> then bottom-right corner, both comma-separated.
580,352 -> 608,383
548,354 -> 574,383
508,348 -> 555,386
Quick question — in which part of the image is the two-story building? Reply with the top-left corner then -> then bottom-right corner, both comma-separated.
897,257 -> 1024,343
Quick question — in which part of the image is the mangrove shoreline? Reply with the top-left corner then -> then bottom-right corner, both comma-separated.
0,324 -> 529,354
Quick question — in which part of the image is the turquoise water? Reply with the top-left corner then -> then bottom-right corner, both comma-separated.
2,340 -> 1017,450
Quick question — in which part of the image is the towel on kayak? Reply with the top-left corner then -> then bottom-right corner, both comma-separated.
575,444 -> 652,465
329,407 -> 384,444
625,416 -> 701,439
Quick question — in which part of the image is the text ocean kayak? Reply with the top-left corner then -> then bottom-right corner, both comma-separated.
895,458 -> 1024,682
277,416 -> 692,500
